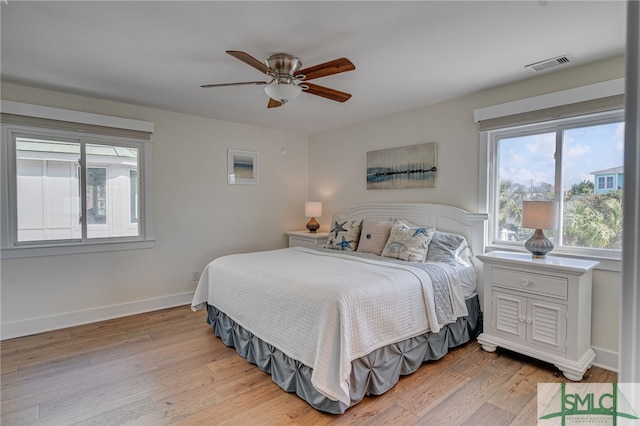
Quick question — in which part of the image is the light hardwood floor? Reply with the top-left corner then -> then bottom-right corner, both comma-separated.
1,305 -> 617,425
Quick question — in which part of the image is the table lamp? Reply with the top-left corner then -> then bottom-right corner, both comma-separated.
305,202 -> 322,233
522,201 -> 557,258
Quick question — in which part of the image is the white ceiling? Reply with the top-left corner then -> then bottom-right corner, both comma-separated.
0,1 -> 627,135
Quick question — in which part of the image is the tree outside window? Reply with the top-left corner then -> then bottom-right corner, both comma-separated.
494,118 -> 624,251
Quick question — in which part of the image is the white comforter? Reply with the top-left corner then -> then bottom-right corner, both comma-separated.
191,246 -> 468,406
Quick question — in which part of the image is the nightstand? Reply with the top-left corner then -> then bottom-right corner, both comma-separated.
476,251 -> 599,381
286,231 -> 329,248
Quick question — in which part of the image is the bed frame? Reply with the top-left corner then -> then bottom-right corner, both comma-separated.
204,202 -> 488,413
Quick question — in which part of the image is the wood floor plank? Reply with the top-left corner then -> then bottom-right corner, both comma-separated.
486,361 -> 557,416
410,353 -> 523,425
398,372 -> 471,418
284,404 -> 336,426
34,362 -> 214,424
170,380 -> 285,425
70,395 -> 159,426
509,394 -> 539,426
0,403 -> 39,425
0,305 -> 618,425
152,379 -> 226,423
460,402 -> 515,426
217,392 -> 305,426
354,403 -> 419,426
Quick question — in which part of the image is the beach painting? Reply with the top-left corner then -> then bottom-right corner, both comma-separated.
367,142 -> 437,189
228,149 -> 258,184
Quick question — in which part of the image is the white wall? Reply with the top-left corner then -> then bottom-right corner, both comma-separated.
308,55 -> 625,370
1,82 -> 309,337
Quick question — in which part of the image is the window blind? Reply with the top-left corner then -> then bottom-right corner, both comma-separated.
477,94 -> 624,131
1,113 -> 152,140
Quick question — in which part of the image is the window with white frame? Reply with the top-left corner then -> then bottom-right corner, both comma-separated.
597,175 -> 615,190
1,105 -> 154,258
485,110 -> 624,257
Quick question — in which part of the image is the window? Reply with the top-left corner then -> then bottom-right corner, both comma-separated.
2,114 -> 154,258
597,175 -> 616,191
486,110 -> 624,258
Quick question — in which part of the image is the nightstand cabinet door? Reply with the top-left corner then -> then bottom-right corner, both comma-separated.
492,292 -> 526,342
527,298 -> 567,353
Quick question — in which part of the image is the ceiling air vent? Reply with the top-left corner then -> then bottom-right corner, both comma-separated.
525,54 -> 575,72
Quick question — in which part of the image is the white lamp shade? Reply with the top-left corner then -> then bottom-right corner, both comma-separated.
264,82 -> 302,102
522,201 -> 557,229
305,201 -> 322,218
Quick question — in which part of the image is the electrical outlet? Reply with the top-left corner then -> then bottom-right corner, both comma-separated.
192,271 -> 200,281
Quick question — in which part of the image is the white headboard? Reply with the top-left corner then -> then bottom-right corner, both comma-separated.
333,203 -> 489,304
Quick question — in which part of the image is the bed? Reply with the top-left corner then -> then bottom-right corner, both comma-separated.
191,203 -> 488,414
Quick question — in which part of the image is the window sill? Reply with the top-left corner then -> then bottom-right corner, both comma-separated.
483,245 -> 621,272
1,239 -> 155,259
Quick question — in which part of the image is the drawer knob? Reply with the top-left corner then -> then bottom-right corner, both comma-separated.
519,316 -> 526,322
522,279 -> 530,287
525,318 -> 532,324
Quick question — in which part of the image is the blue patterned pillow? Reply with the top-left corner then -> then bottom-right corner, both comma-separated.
325,215 -> 362,251
381,219 -> 435,262
425,231 -> 468,265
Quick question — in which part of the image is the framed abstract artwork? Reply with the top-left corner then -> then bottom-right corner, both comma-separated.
366,142 -> 437,189
228,149 -> 259,185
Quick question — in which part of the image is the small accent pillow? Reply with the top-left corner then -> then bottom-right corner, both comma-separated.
381,219 -> 435,262
426,231 -> 472,266
325,215 -> 362,251
356,217 -> 394,255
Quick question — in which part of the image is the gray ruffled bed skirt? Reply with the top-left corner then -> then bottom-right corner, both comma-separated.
205,295 -> 482,414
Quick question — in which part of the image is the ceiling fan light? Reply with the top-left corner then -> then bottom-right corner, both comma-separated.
264,82 -> 302,103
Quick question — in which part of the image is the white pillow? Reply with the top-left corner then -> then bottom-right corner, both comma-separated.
381,219 -> 435,262
325,215 -> 362,251
356,217 -> 393,255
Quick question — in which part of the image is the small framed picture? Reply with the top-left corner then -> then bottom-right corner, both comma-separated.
228,149 -> 259,184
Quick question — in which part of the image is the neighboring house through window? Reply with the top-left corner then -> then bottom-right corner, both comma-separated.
592,166 -> 624,194
1,101 -> 154,258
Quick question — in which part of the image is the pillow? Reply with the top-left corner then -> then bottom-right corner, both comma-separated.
426,230 -> 472,266
455,238 -> 473,266
325,215 -> 362,251
381,219 -> 435,262
356,217 -> 393,255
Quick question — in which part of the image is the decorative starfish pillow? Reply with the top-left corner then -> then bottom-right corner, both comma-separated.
381,219 -> 435,262
325,215 -> 363,251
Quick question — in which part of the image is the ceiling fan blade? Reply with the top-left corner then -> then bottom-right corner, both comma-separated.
297,57 -> 355,81
303,82 -> 352,102
267,98 -> 283,108
226,50 -> 272,75
200,81 -> 267,88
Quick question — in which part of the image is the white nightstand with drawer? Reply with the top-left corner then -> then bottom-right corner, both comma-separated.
286,231 -> 329,248
476,251 -> 599,381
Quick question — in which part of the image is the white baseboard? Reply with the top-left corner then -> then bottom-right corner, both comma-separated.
591,346 -> 619,373
0,292 -> 195,340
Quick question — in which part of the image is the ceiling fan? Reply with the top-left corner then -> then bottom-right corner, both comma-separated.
201,51 -> 355,108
